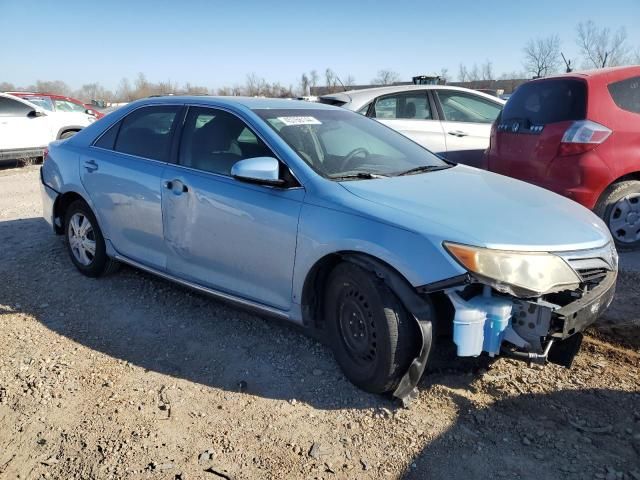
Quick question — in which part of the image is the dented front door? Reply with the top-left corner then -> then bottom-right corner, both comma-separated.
160,165 -> 304,311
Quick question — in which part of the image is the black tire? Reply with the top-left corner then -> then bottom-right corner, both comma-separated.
64,200 -> 119,277
594,180 -> 640,250
324,262 -> 418,394
59,131 -> 77,139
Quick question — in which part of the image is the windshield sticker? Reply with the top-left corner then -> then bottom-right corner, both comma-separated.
277,116 -> 322,126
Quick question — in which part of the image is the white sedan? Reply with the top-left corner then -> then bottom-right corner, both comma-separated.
0,92 -> 95,164
320,85 -> 505,168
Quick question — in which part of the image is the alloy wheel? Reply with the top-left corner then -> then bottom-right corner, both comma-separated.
67,212 -> 96,266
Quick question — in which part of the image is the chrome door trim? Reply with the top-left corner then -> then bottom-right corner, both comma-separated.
113,254 -> 291,320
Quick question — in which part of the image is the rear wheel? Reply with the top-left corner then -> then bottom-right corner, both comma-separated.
64,200 -> 118,277
324,262 -> 418,394
595,180 -> 640,250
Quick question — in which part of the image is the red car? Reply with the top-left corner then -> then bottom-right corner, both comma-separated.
486,66 -> 640,249
6,92 -> 105,119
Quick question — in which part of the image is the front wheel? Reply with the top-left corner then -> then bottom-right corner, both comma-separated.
595,180 -> 640,250
64,200 -> 118,277
324,263 -> 418,394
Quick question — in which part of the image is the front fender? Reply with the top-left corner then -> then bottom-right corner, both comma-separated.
292,202 -> 465,305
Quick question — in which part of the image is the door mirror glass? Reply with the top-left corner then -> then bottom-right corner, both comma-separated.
231,157 -> 284,186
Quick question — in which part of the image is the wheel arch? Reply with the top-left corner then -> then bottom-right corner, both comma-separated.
52,191 -> 91,234
300,251 -> 433,332
597,171 -> 640,204
56,126 -> 83,139
301,250 -> 437,404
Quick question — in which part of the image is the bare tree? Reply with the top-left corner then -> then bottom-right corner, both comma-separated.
468,64 -> 480,82
371,69 -> 400,85
0,82 -> 15,91
439,68 -> 449,83
309,70 -> 319,88
458,64 -> 469,82
633,48 -> 640,64
343,75 -> 356,88
245,73 -> 267,96
523,35 -> 561,77
30,80 -> 71,95
577,20 -> 630,68
299,73 -> 310,96
481,61 -> 494,81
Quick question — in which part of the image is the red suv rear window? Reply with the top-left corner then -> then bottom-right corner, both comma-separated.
502,79 -> 586,126
608,76 -> 640,114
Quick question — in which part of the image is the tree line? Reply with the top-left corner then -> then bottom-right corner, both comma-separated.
1,20 -> 637,104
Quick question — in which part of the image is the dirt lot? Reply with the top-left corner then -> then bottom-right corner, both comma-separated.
0,165 -> 639,480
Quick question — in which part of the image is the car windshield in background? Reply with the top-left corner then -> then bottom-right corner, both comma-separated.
254,108 -> 449,179
501,79 -> 586,125
23,96 -> 54,111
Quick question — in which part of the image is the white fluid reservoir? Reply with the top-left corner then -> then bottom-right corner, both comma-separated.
449,292 -> 486,357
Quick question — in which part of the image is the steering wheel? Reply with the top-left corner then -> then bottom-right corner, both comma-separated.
340,147 -> 370,171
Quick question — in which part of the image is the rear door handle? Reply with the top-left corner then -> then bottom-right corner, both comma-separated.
84,159 -> 98,172
448,130 -> 469,137
164,179 -> 188,194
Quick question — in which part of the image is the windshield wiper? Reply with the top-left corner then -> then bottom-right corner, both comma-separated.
329,172 -> 388,181
396,165 -> 452,176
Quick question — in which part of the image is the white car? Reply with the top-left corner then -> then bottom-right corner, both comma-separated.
0,92 -> 95,164
320,85 -> 505,168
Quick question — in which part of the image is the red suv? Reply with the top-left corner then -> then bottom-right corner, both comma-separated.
486,66 -> 640,249
6,92 -> 105,119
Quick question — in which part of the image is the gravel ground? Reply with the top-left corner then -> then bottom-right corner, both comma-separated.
0,165 -> 639,480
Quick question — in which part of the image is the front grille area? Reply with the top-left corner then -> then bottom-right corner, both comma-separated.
576,267 -> 608,288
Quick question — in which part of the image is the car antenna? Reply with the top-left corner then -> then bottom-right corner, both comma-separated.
334,74 -> 348,92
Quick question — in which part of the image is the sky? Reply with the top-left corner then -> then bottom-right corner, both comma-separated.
1,0 -> 639,92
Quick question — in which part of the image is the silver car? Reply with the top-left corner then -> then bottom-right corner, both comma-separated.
320,85 -> 505,168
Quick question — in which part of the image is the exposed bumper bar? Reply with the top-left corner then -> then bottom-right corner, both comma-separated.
552,270 -> 617,339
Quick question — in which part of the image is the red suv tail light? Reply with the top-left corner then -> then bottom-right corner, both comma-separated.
558,120 -> 612,156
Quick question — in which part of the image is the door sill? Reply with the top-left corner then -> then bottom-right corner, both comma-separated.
113,254 -> 291,320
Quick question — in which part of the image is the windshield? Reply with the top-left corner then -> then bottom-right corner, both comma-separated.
254,108 -> 448,179
22,96 -> 54,111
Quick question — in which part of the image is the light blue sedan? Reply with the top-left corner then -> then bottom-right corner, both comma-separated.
41,96 -> 618,402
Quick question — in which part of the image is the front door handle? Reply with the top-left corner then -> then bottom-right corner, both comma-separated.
164,179 -> 189,194
84,159 -> 98,172
447,130 -> 469,137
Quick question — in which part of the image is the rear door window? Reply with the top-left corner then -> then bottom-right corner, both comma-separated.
502,79 -> 586,125
372,92 -> 432,120
114,106 -> 181,162
0,96 -> 33,117
608,76 -> 640,114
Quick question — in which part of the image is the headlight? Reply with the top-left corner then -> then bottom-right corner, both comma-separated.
444,242 -> 581,297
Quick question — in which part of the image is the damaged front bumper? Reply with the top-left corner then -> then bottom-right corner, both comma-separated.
442,267 -> 617,367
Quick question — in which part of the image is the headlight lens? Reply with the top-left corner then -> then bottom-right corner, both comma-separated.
444,242 -> 581,296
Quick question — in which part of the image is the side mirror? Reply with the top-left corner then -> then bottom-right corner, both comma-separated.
231,157 -> 285,187
27,109 -> 46,118
85,109 -> 96,116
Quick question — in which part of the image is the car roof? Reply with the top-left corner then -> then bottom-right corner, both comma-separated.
139,95 -> 339,110
321,84 -> 506,106
528,65 -> 640,84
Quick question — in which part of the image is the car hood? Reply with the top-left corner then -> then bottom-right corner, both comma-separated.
339,165 -> 612,252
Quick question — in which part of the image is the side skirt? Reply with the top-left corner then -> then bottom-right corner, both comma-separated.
113,254 -> 292,322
